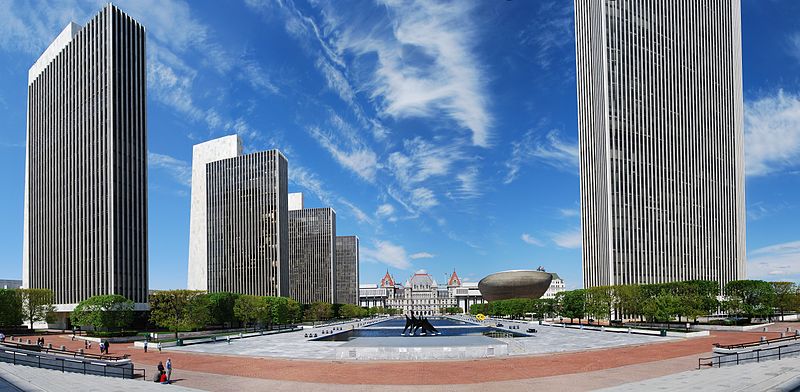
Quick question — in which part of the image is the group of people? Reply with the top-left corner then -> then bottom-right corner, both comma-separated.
154,358 -> 173,384
99,340 -> 111,355
35,337 -> 46,347
142,340 -> 163,353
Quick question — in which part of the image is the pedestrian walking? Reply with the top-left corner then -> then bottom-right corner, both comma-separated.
99,341 -> 105,354
143,340 -> 148,353
0,332 -> 5,342
157,342 -> 162,352
166,358 -> 172,382
104,340 -> 110,354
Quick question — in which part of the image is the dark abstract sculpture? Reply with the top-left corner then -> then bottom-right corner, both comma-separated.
402,312 -> 439,336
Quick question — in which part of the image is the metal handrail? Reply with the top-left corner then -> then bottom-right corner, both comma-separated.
0,341 -> 128,361
698,343 -> 800,369
713,333 -> 800,350
0,347 -> 139,380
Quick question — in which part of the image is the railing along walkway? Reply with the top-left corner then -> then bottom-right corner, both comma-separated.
713,333 -> 800,350
0,345 -> 145,380
698,342 -> 800,369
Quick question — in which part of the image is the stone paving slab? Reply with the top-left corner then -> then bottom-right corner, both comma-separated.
171,318 -> 675,360
598,356 -> 800,391
0,362 -> 201,392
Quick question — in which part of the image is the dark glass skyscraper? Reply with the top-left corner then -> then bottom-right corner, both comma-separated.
23,5 -> 148,312
205,149 -> 290,297
288,208 -> 336,304
335,236 -> 359,305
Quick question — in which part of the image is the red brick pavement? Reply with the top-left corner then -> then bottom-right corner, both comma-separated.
9,329 -> 782,385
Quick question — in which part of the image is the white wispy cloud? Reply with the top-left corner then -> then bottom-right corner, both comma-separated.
744,90 -> 800,176
550,228 -> 582,249
307,115 -> 380,182
410,252 -> 434,259
517,1 -> 574,69
411,187 -> 438,209
148,152 -> 191,187
748,240 -> 800,280
332,0 -> 492,146
505,129 -> 579,184
388,137 -> 464,186
376,203 -> 395,217
362,240 -> 412,270
559,208 -> 579,218
338,199 -> 373,225
521,233 -> 544,247
452,166 -> 482,199
288,165 -> 333,207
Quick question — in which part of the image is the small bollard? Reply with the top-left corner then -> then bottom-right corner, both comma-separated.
760,336 -> 766,343
26,339 -> 31,344
60,345 -> 66,350
781,332 -> 786,338
78,348 -> 83,355
763,327 -> 768,332
48,343 -> 52,349
795,329 -> 799,336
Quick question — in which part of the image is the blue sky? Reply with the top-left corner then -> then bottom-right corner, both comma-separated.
0,0 -> 798,290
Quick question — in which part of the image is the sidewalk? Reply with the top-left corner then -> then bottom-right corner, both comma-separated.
599,356 -> 800,391
0,362 -> 201,392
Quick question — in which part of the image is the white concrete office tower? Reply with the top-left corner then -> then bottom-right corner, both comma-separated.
23,5 -> 148,313
288,207 -> 336,304
575,1 -> 746,289
205,149 -> 290,296
187,135 -> 242,291
288,192 -> 304,211
335,236 -> 359,305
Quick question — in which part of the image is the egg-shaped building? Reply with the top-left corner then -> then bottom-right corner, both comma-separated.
478,270 -> 553,301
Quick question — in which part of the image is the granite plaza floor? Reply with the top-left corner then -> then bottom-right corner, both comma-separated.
169,317 -> 674,360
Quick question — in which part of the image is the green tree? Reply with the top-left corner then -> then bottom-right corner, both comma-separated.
615,285 -> 644,321
233,295 -> 270,329
557,289 -> 586,324
70,295 -> 134,331
18,288 -> 56,328
0,289 -> 23,327
585,286 -> 614,323
207,292 -> 240,328
339,304 -> 366,318
305,302 -> 333,325
724,280 -> 776,321
286,298 -> 303,322
470,302 -> 490,315
149,290 -> 211,339
683,280 -> 719,323
642,292 -> 680,323
772,282 -> 797,321
440,307 -> 463,315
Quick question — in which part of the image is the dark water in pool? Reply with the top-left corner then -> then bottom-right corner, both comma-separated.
313,318 -> 524,341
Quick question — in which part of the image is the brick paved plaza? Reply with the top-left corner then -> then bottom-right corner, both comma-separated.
2,321 -> 798,391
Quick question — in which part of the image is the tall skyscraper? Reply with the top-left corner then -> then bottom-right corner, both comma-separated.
23,5 -> 148,316
575,1 -> 746,289
187,135 -> 242,291
288,207 -> 336,304
335,236 -> 359,305
190,138 -> 290,297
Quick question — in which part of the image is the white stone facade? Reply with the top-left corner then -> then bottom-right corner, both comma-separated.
187,135 -> 242,291
360,270 -> 484,315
